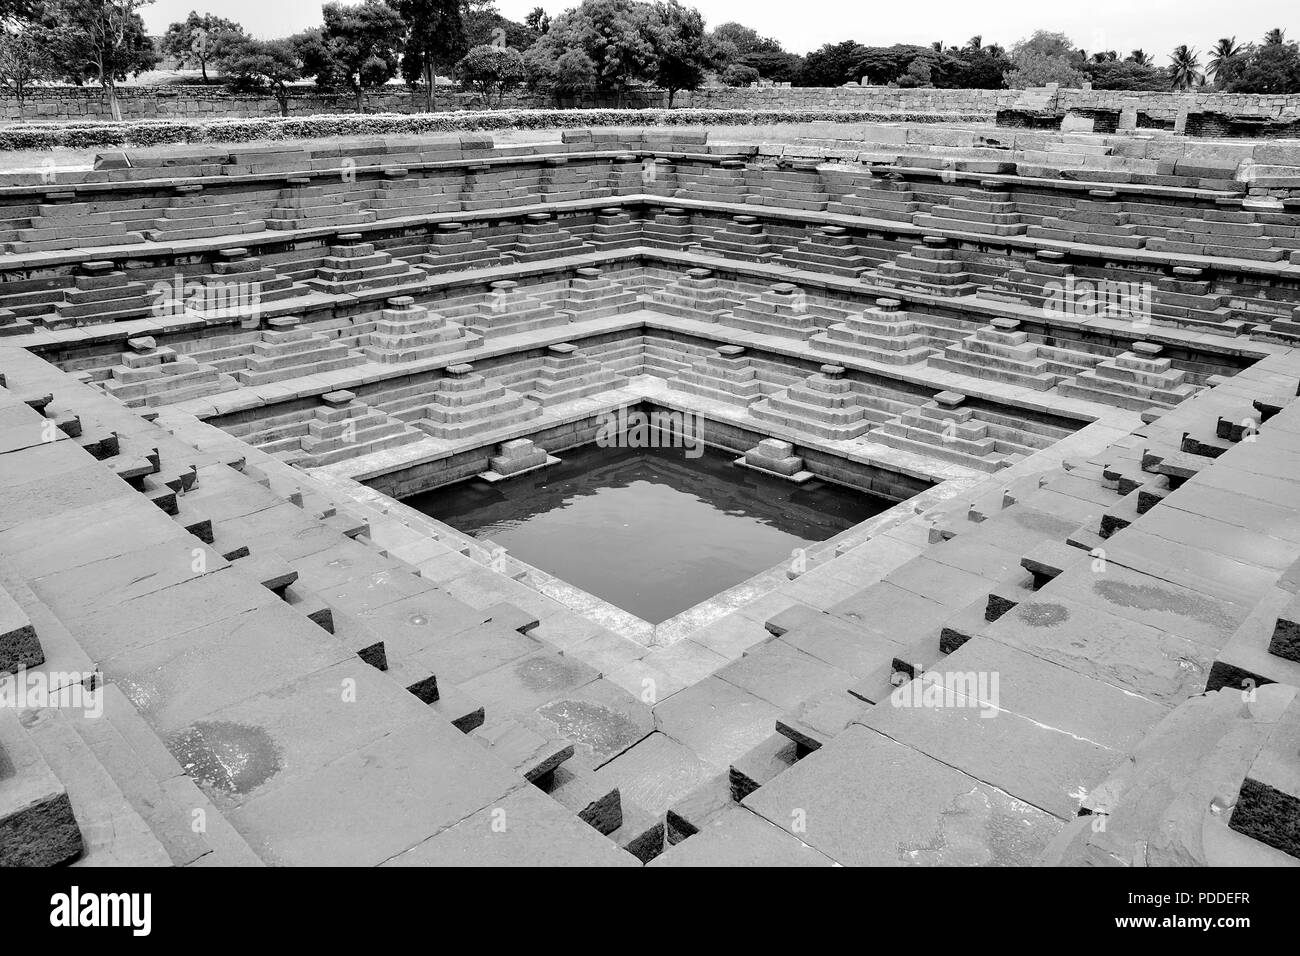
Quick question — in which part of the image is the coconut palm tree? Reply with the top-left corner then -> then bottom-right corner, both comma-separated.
1207,36 -> 1242,77
1128,49 -> 1152,66
1169,45 -> 1202,90
1263,27 -> 1286,46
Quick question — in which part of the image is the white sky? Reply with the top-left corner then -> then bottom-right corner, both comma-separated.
142,0 -> 1293,58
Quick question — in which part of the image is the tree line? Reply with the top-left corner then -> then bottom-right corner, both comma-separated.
0,1 -> 1296,122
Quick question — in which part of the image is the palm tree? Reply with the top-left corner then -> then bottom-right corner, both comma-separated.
1207,37 -> 1243,81
1264,27 -> 1286,46
965,36 -> 982,52
1091,50 -> 1118,62
1128,49 -> 1152,66
1169,45 -> 1202,90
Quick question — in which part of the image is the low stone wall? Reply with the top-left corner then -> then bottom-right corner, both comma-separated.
9,84 -> 1300,127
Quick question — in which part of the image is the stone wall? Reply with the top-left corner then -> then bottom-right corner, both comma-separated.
6,83 -> 1300,126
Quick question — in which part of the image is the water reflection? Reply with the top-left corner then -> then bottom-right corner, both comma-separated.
404,444 -> 890,624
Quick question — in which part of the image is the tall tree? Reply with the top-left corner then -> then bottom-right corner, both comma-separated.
296,0 -> 406,112
645,0 -> 715,107
215,36 -> 301,116
796,39 -> 867,86
1127,49 -> 1152,66
396,0 -> 467,110
160,10 -> 247,82
524,6 -> 549,34
1207,36 -> 1246,88
40,0 -> 157,121
1264,27 -> 1287,46
0,23 -> 48,106
526,0 -> 657,104
455,42 -> 523,105
1168,44 -> 1201,90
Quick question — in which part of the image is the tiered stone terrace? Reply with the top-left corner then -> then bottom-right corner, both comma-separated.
3,123 -> 1300,867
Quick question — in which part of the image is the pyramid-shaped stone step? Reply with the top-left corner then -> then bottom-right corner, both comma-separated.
729,283 -> 820,339
459,280 -> 566,339
927,318 -> 1062,390
699,214 -> 777,262
459,163 -> 541,210
419,221 -> 506,274
100,337 -> 238,408
868,392 -> 1027,472
291,390 -> 425,467
369,168 -> 463,218
642,267 -> 733,321
642,207 -> 697,248
779,225 -> 873,277
504,212 -> 596,263
1028,191 -> 1146,248
869,237 -> 979,298
980,249 -> 1075,309
413,363 -> 541,439
361,295 -> 479,364
146,188 -> 266,241
589,207 -> 641,249
45,261 -> 157,329
913,181 -> 1026,236
306,234 -> 426,295
1059,341 -> 1200,411
674,159 -> 749,202
9,198 -> 146,252
557,267 -> 641,320
538,156 -> 608,202
827,171 -> 922,222
232,317 -> 365,385
747,161 -> 830,211
670,344 -> 764,407
749,364 -> 889,439
811,297 -> 936,365
266,178 -> 376,230
524,343 -> 621,407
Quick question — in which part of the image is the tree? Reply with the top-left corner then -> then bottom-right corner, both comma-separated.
722,62 -> 758,86
1080,58 -> 1169,90
40,0 -> 157,121
0,24 -> 47,106
296,0 -> 406,112
524,6 -> 549,34
160,11 -> 247,82
645,0 -> 715,107
215,37 -> 301,116
796,39 -> 867,86
1207,36 -> 1247,89
1168,44 -> 1201,91
456,42 -> 523,105
396,0 -> 467,110
523,42 -> 595,100
1264,27 -> 1286,46
1005,30 -> 1084,88
526,0 -> 657,104
1127,49 -> 1152,66
1226,38 -> 1300,93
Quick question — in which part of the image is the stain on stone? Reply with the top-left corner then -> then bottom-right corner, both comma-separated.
1017,602 -> 1070,627
515,655 -> 586,692
536,699 -> 641,756
1093,578 -> 1233,629
898,788 -> 1049,866
167,721 -> 281,797
1012,510 -> 1077,537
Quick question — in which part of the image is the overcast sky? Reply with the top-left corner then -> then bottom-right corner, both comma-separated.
142,0 -> 1293,58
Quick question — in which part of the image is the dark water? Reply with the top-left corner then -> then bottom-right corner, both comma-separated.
402,444 -> 892,624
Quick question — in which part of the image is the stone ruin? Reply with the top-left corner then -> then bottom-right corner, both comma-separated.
1,121 -> 1299,869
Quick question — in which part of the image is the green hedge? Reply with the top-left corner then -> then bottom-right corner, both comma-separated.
0,108 -> 992,151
